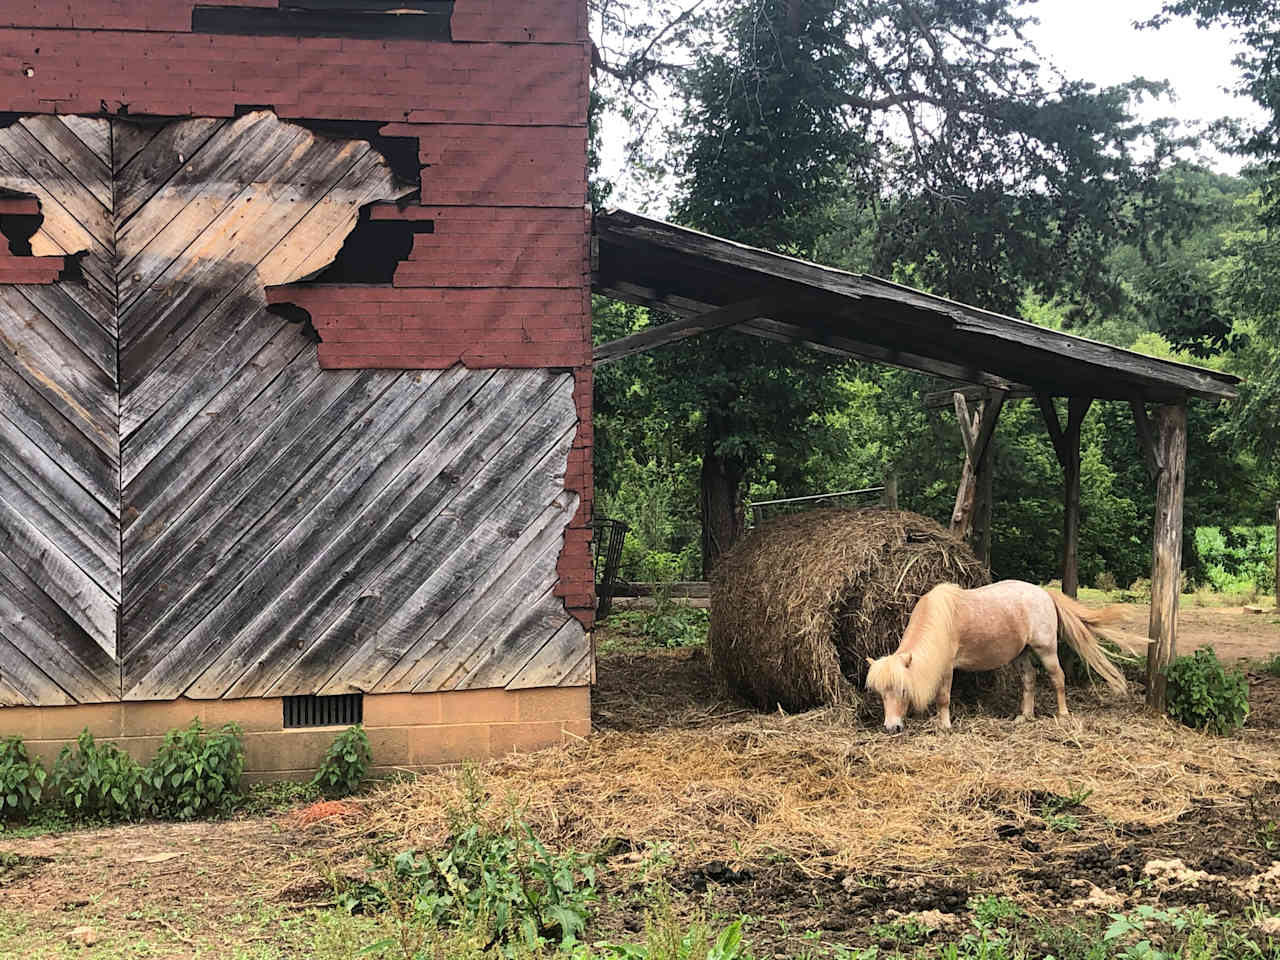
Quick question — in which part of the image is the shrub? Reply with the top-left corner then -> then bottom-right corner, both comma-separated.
1164,647 -> 1250,735
143,719 -> 244,820
0,737 -> 47,822
641,605 -> 709,648
52,731 -> 146,822
312,724 -> 372,798
1094,571 -> 1118,593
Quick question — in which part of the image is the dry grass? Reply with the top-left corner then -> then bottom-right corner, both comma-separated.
708,508 -> 990,712
350,691 -> 1280,882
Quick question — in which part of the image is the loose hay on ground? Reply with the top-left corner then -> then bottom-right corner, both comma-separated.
353,704 -> 1280,881
707,508 -> 992,713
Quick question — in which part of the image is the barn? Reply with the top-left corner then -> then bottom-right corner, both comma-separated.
0,1 -> 595,776
0,1 -> 1244,777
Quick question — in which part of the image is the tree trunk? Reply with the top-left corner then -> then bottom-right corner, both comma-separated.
1146,403 -> 1188,711
1274,500 -> 1278,612
700,448 -> 744,579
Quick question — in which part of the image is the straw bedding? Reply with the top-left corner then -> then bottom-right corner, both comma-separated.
707,508 -> 990,712
348,702 -> 1280,880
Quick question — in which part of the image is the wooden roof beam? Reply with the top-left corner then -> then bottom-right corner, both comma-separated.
593,296 -> 778,365
735,317 -> 1028,393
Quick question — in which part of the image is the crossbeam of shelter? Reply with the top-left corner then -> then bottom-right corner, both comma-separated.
591,209 -> 1240,711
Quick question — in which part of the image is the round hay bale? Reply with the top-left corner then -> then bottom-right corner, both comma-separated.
707,507 -> 991,713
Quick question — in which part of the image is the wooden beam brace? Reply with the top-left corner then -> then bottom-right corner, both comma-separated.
736,317 -> 1023,393
923,385 -> 1033,409
593,297 -> 776,365
1036,394 -> 1069,468
1129,397 -> 1165,481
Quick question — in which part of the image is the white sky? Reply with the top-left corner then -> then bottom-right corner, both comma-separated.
596,0 -> 1267,213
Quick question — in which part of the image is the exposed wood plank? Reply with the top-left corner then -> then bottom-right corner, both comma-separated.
287,416 -> 578,696
122,360 -> 363,612
0,628 -> 72,706
11,284 -> 117,385
59,115 -> 112,169
0,361 -> 117,514
0,493 -> 116,657
122,321 -> 306,518
1146,404 -> 1187,711
0,556 -> 118,702
0,448 -> 119,598
117,137 -> 371,389
113,118 -> 227,227
594,297 -> 777,364
208,371 -> 571,700
121,367 -> 452,685
0,123 -> 112,250
332,492 -> 579,695
120,147 -> 406,438
19,116 -> 112,210
111,121 -> 163,175
505,618 -> 590,691
0,285 -> 119,461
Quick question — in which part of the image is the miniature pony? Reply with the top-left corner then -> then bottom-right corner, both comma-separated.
864,580 -> 1128,733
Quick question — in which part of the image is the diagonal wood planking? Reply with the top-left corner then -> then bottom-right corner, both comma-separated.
0,116 -> 119,704
0,109 -> 588,706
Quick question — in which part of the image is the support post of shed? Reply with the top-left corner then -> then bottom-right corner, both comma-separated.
1146,403 -> 1188,711
1036,395 -> 1091,597
1275,500 -> 1279,611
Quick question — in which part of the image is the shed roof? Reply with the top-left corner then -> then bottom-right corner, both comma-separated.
591,209 -> 1239,402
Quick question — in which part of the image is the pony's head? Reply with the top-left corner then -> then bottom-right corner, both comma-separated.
864,652 -> 914,734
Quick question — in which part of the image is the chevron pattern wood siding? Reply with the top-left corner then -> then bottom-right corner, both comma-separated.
0,112 -> 588,706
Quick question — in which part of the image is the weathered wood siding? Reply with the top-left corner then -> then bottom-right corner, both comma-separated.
0,110 -> 588,705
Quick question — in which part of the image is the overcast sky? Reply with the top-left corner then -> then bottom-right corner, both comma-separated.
597,0 -> 1267,213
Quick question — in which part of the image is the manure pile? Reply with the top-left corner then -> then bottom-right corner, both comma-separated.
707,508 -> 990,712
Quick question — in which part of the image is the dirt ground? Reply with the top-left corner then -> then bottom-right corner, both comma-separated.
4,602 -> 1280,958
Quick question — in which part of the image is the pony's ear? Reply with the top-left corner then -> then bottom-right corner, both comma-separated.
900,652 -> 912,668
865,657 -> 875,667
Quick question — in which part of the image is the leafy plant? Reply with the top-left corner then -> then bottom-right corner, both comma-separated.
237,778 -> 322,816
0,736 -> 46,822
1261,653 -> 1280,679
970,895 -> 1021,930
1164,646 -> 1250,735
596,893 -> 750,960
357,773 -> 597,953
312,724 -> 372,798
51,730 -> 146,822
143,719 -> 244,821
1038,787 -> 1092,833
641,605 -> 709,648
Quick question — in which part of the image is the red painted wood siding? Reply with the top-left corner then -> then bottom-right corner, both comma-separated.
0,0 -> 595,626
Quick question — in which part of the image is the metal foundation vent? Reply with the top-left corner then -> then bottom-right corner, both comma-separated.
283,693 -> 363,728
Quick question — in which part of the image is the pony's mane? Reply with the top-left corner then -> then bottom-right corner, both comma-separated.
865,584 -> 961,711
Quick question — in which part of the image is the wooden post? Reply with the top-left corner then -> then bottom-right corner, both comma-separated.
975,430 -> 995,566
1274,500 -> 1278,611
1036,395 -> 1091,597
883,467 -> 899,510
950,390 -> 1004,552
1146,403 -> 1188,711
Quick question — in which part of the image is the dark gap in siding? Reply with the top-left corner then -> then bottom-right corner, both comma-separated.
192,4 -> 453,41
0,212 -> 41,256
265,302 -> 322,343
290,119 -> 422,187
303,206 -> 434,284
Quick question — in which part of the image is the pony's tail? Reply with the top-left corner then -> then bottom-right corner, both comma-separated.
1046,590 -> 1128,695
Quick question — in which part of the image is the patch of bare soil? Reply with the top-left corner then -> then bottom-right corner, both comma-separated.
1110,603 -> 1280,664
